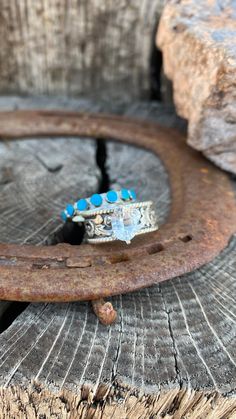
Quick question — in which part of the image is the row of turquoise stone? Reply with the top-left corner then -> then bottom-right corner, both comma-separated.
61,189 -> 137,221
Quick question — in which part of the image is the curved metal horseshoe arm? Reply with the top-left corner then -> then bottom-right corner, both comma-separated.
0,110 -> 235,303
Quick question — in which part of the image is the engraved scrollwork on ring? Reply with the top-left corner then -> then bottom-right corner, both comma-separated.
139,206 -> 157,229
83,202 -> 158,242
85,214 -> 113,238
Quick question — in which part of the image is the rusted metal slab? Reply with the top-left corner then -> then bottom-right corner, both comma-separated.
0,111 -> 235,304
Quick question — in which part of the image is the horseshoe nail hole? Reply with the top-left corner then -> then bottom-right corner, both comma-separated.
179,234 -> 193,243
32,263 -> 50,270
108,254 -> 130,264
147,243 -> 164,255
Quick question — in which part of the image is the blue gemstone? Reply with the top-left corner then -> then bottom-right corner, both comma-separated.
130,189 -> 137,200
61,211 -> 67,221
121,188 -> 130,201
90,194 -> 103,207
106,190 -> 118,203
76,199 -> 88,211
66,204 -> 74,217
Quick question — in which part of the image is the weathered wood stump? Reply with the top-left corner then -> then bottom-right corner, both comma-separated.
0,0 -> 164,100
157,0 -> 236,174
0,97 -> 235,418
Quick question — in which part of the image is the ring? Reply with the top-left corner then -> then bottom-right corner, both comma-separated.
61,189 -> 158,244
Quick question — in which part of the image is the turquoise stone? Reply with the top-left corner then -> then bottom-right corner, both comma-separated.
76,199 -> 88,211
130,189 -> 137,200
61,210 -> 67,221
90,194 -> 103,207
121,188 -> 130,201
106,190 -> 118,203
66,204 -> 74,217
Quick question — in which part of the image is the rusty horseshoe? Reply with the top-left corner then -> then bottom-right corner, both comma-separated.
0,111 -> 235,324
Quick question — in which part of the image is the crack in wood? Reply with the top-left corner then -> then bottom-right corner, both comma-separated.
0,99 -> 235,415
159,285 -> 182,389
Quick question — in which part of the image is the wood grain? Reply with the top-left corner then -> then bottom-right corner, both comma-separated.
0,98 -> 235,417
0,97 -> 101,245
0,0 -> 164,100
0,240 -> 235,417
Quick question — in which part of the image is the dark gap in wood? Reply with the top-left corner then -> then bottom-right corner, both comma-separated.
48,138 -> 109,246
47,164 -> 63,173
96,138 -> 110,193
179,234 -> 193,243
0,302 -> 29,334
49,217 -> 85,246
35,154 -> 63,173
150,18 -> 163,101
165,394 -> 182,416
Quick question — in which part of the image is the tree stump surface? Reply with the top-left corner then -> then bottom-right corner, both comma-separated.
157,0 -> 236,175
0,97 -> 235,418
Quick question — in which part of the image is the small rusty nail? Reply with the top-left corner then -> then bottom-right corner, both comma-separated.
91,299 -> 117,325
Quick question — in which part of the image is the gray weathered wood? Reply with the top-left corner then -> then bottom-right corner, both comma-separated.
0,0 -> 164,100
0,97 -> 100,245
157,0 -> 236,174
0,98 -> 235,417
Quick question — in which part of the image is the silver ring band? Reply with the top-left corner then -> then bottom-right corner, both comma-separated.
74,200 -> 158,244
61,189 -> 158,244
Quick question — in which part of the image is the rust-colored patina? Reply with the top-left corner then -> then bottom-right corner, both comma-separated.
0,111 -> 235,315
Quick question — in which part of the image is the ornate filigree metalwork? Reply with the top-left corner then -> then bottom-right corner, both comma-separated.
82,202 -> 158,243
